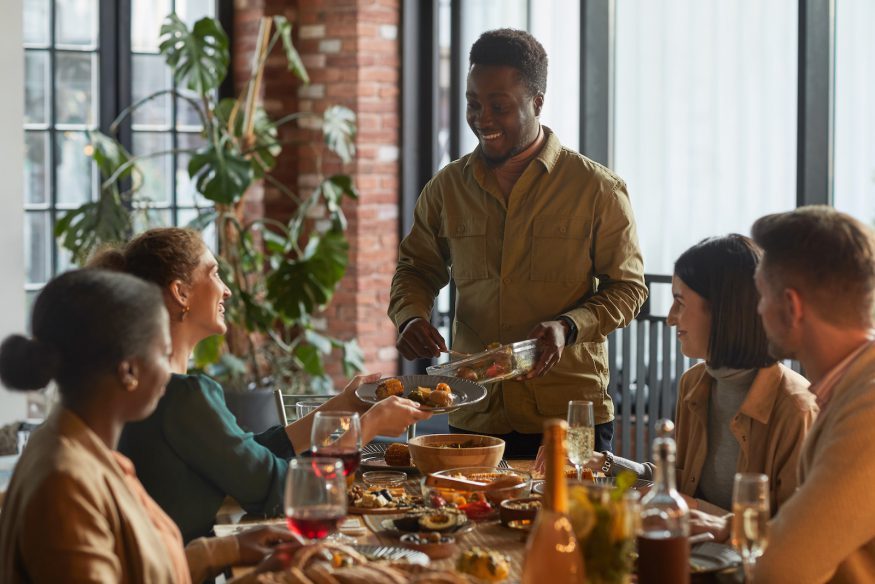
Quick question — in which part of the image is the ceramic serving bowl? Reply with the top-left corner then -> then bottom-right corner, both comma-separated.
407,434 -> 505,474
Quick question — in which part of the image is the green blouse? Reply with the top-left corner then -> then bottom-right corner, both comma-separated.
118,373 -> 294,542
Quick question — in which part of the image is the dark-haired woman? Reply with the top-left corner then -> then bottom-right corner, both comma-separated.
90,227 -> 432,542
0,270 -> 295,583
584,235 -> 818,515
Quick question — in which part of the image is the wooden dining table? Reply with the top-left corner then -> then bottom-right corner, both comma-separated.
217,459 -> 741,583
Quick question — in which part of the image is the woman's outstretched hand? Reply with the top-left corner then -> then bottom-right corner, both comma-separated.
362,395 -> 433,441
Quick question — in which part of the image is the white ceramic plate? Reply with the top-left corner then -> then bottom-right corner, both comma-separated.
355,375 -> 487,415
689,542 -> 742,574
532,476 -> 653,495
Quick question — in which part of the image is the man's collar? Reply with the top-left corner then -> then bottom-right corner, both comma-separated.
464,125 -> 561,175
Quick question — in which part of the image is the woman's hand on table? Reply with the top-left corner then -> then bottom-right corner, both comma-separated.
361,395 -> 433,441
533,446 -> 604,475
689,508 -> 731,543
234,526 -> 304,565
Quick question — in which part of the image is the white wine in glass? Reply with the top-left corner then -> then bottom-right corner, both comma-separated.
566,400 -> 595,481
731,473 -> 769,582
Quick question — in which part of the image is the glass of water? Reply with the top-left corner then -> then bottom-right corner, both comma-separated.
566,400 -> 595,481
295,398 -> 329,420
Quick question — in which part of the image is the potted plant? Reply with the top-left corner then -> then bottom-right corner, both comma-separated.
55,13 -> 363,426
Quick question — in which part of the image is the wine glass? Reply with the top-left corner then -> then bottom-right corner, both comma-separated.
284,457 -> 347,541
310,411 -> 362,482
731,473 -> 769,582
566,400 -> 595,481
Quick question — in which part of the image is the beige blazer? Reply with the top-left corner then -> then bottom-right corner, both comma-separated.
756,343 -> 875,583
0,407 -> 177,583
674,362 -> 817,513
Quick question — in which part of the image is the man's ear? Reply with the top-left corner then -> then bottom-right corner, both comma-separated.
784,287 -> 804,328
117,359 -> 139,392
168,279 -> 190,309
533,93 -> 544,117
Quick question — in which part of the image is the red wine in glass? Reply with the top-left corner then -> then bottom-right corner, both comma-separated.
286,509 -> 344,540
312,447 -> 361,477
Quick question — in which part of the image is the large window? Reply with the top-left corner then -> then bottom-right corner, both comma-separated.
614,0 -> 799,312
834,0 -> 875,228
22,0 -> 218,308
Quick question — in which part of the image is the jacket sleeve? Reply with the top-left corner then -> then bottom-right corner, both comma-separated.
163,376 -> 287,518
388,180 -> 451,330
768,385 -> 818,511
755,379 -> 875,583
20,472 -> 122,583
254,425 -> 296,460
185,535 -> 240,583
561,179 -> 648,343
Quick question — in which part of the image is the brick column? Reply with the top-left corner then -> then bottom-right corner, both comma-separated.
235,0 -> 402,387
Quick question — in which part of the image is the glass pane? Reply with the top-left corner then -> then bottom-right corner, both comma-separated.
132,207 -> 172,233
458,0 -> 528,156
177,91 -> 206,129
834,0 -> 875,228
177,208 -> 217,251
55,0 -> 98,47
56,52 -> 97,126
57,245 -> 77,273
614,0 -> 798,298
132,54 -> 172,128
132,132 -> 173,205
25,51 -> 50,125
23,0 -> 50,45
25,131 -> 51,205
176,132 -> 207,206
25,212 -> 51,284
530,0 -> 580,151
131,0 -> 172,52
177,0 -> 216,27
55,131 -> 95,205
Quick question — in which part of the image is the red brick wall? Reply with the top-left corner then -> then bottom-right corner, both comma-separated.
233,0 -> 402,388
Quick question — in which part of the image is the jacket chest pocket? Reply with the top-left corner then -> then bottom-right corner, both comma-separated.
442,215 -> 489,280
530,215 -> 591,282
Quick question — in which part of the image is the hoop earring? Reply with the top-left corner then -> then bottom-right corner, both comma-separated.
181,305 -> 191,322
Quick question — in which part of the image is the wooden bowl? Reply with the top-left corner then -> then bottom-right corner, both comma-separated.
407,434 -> 505,474
499,496 -> 542,526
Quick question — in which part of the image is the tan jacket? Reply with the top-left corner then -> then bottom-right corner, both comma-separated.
674,363 -> 817,513
756,343 -> 875,583
389,129 -> 647,433
0,407 -> 244,584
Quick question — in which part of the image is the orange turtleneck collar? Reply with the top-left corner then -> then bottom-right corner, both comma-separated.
490,125 -> 546,199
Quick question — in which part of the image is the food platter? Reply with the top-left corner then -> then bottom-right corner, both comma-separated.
355,374 -> 487,415
359,442 -> 418,473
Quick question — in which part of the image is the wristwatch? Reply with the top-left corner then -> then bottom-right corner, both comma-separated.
601,450 -> 614,476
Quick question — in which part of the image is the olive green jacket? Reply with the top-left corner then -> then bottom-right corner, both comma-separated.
389,129 -> 647,433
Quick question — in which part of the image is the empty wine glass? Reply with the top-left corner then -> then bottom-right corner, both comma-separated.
284,457 -> 347,541
731,473 -> 769,582
566,400 -> 595,481
311,411 -> 362,481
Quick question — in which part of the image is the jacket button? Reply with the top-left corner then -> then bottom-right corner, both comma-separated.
502,277 -> 511,285
560,226 -> 567,234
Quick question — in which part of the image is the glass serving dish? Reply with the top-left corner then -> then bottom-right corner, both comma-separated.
426,339 -> 541,384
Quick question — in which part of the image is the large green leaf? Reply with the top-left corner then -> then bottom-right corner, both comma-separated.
266,231 -> 349,321
89,131 -> 136,182
159,14 -> 229,94
294,344 -> 324,377
55,191 -> 131,265
188,136 -> 254,204
322,106 -> 356,164
273,16 -> 310,84
341,340 -> 364,378
319,174 -> 359,230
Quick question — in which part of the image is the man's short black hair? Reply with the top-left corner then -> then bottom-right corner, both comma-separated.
469,28 -> 548,96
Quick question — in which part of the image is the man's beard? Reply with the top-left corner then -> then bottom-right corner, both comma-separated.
767,339 -> 795,362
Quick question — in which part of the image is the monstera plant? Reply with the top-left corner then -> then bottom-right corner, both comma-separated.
55,14 -> 363,393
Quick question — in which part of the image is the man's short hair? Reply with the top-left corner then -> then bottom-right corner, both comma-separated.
469,28 -> 548,96
674,234 -> 774,369
752,205 -> 875,328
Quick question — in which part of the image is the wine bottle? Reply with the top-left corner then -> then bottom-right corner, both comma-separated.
521,419 -> 586,584
637,419 -> 690,584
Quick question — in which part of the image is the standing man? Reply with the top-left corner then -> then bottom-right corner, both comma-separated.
388,29 -> 647,457
745,206 -> 875,583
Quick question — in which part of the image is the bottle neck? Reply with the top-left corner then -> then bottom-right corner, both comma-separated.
652,447 -> 678,493
544,424 -> 568,514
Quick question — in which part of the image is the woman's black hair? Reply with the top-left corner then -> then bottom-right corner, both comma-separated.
674,234 -> 774,369
0,269 -> 165,395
